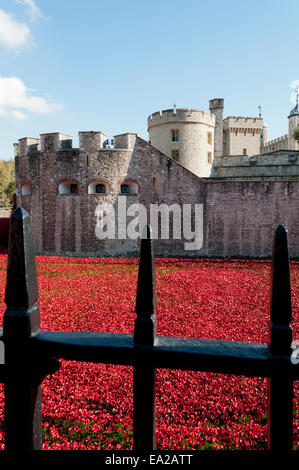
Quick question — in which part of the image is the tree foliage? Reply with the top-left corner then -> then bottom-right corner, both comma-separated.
0,159 -> 15,202
293,126 -> 299,143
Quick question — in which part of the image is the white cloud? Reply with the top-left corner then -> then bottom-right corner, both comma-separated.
0,77 -> 62,120
0,9 -> 31,50
11,110 -> 27,120
16,0 -> 46,22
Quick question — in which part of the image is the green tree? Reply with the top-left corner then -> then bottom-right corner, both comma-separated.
0,159 -> 15,204
4,180 -> 16,200
293,126 -> 299,143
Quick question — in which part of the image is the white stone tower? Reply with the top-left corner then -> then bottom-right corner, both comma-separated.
288,92 -> 299,151
147,107 -> 215,177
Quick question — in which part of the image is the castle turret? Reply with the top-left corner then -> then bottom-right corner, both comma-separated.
260,122 -> 268,150
209,98 -> 224,157
288,101 -> 299,151
147,107 -> 215,177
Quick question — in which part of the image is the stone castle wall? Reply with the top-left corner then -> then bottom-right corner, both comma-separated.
212,152 -> 299,180
15,134 -> 299,258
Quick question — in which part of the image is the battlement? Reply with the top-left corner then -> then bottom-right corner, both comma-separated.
78,131 -> 107,152
223,117 -> 264,134
224,116 -> 263,126
147,108 -> 215,129
14,131 -> 139,156
264,134 -> 288,146
261,134 -> 289,154
113,133 -> 137,150
16,137 -> 41,156
209,98 -> 224,110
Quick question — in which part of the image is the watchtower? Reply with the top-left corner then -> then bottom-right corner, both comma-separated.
209,98 -> 224,157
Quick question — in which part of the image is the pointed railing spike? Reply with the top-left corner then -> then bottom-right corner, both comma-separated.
4,207 -> 40,337
134,224 -> 157,345
267,225 -> 293,452
136,224 -> 156,318
5,207 -> 38,311
133,225 -> 156,451
270,225 -> 292,326
269,225 -> 292,355
4,207 -> 42,450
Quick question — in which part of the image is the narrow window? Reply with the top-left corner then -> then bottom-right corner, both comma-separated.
120,182 -> 138,194
171,149 -> 180,162
21,183 -> 32,196
121,184 -> 130,194
88,182 -> 108,194
207,132 -> 212,145
171,129 -> 179,142
59,182 -> 79,195
243,148 -> 247,155
207,152 -> 212,164
95,183 -> 106,194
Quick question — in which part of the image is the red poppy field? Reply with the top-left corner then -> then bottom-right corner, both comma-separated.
0,254 -> 298,450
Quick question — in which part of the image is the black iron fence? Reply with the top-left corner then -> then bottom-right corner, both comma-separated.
0,207 -> 298,452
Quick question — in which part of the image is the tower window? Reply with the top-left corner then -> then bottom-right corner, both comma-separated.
121,184 -> 130,194
207,152 -> 212,164
58,182 -> 79,195
243,148 -> 248,155
207,132 -> 212,145
171,129 -> 179,142
95,184 -> 106,194
171,149 -> 180,162
21,183 -> 32,196
88,181 -> 109,194
119,182 -> 138,195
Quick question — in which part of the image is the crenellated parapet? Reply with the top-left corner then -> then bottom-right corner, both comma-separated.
223,116 -> 263,134
40,133 -> 73,152
16,137 -> 40,156
78,131 -> 106,152
14,131 -> 139,157
147,108 -> 215,129
261,134 -> 289,154
113,133 -> 137,150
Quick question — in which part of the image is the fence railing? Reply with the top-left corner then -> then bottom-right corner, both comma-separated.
0,217 -> 9,247
0,207 -> 298,452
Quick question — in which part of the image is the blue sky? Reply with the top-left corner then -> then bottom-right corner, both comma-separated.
0,0 -> 298,159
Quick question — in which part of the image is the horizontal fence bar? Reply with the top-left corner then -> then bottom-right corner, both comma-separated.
0,330 -> 293,380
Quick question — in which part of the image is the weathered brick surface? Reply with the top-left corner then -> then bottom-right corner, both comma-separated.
16,135 -> 299,258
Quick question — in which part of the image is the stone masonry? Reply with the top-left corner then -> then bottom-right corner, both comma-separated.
15,132 -> 299,258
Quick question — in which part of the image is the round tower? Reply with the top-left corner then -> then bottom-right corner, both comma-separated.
288,101 -> 299,151
147,108 -> 215,177
209,98 -> 224,157
260,122 -> 268,150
